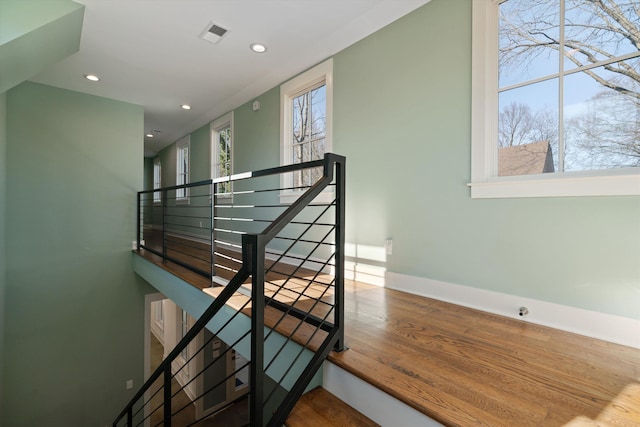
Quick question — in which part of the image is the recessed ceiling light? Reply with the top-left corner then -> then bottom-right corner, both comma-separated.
146,133 -> 154,138
84,74 -> 100,82
250,43 -> 267,53
181,104 -> 192,110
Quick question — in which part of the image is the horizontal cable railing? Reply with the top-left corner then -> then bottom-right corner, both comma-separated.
117,153 -> 345,426
138,179 -> 215,278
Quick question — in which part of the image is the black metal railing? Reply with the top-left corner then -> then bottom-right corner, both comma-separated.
137,177 -> 215,278
116,153 -> 346,426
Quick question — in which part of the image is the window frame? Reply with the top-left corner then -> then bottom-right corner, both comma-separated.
152,299 -> 164,332
153,158 -> 162,204
176,136 -> 190,203
177,308 -> 190,378
211,112 -> 234,203
470,0 -> 640,198
280,58 -> 333,203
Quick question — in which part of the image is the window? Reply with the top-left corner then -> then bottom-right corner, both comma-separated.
153,300 -> 164,331
176,137 -> 190,201
153,158 -> 161,203
211,112 -> 233,197
280,59 -> 333,201
179,309 -> 189,361
471,0 -> 640,198
178,309 -> 190,378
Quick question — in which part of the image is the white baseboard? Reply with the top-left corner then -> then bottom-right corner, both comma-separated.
344,261 -> 386,287
384,271 -> 640,349
155,229 -> 640,348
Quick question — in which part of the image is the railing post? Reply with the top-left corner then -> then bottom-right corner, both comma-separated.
126,407 -> 132,426
246,234 -> 265,426
163,364 -> 172,427
162,188 -> 168,263
334,156 -> 347,352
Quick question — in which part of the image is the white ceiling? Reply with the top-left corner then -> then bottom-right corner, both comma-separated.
30,0 -> 429,157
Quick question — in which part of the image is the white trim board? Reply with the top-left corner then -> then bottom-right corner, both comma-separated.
322,362 -> 443,427
384,271 -> 640,349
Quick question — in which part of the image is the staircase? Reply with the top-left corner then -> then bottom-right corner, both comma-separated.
115,154 -> 349,426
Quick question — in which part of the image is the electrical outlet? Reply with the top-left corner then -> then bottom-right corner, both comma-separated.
126,380 -> 133,390
384,239 -> 393,255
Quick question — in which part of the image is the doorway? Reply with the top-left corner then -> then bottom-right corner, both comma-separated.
144,294 -> 249,425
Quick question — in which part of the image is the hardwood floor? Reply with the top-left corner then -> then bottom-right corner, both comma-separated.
286,387 -> 380,427
136,249 -> 640,426
332,281 -> 640,427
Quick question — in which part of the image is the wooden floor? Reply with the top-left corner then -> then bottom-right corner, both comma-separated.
285,387 -> 380,427
136,250 -> 640,427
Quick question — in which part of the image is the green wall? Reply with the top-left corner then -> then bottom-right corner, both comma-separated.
0,0 -> 80,44
190,123 -> 211,182
0,0 -> 84,93
151,123 -> 212,239
233,87 -> 281,174
150,86 -> 280,190
3,82 -> 153,427
152,0 -> 640,320
154,122 -> 211,186
330,0 -> 640,319
0,92 -> 6,421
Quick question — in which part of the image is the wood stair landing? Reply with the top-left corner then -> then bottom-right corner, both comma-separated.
135,248 -> 640,426
286,387 -> 380,427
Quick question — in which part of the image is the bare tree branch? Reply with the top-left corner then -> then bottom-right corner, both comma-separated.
498,0 -> 640,170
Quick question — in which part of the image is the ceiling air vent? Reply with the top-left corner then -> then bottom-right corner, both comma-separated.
199,22 -> 229,44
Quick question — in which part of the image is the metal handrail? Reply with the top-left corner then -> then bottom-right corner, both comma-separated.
116,153 -> 345,426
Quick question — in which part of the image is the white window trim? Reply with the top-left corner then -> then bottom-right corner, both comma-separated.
211,112 -> 234,204
176,136 -> 190,203
153,158 -> 162,204
176,309 -> 191,381
152,299 -> 164,332
280,58 -> 333,204
469,0 -> 640,198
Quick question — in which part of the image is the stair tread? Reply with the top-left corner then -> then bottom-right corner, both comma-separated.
286,387 -> 380,427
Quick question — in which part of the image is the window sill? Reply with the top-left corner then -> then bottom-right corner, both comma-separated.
468,171 -> 640,198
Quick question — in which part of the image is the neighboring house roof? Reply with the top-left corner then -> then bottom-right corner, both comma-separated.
498,140 -> 555,176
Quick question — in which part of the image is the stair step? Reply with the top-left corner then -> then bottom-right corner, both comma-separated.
286,387 -> 380,427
